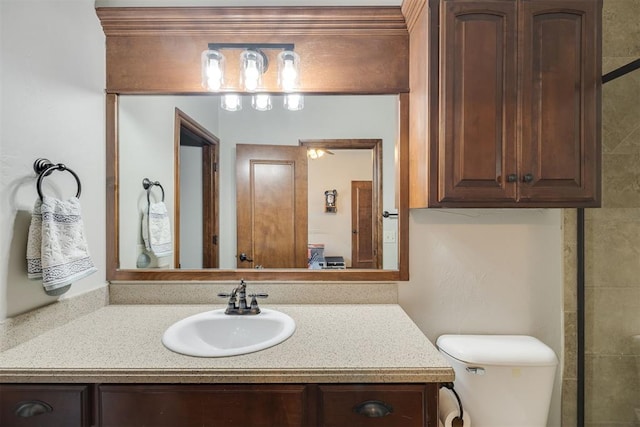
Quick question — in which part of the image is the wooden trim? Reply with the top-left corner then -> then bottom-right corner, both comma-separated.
108,102 -> 410,282
401,0 -> 427,33
96,6 -> 408,36
102,6 -> 411,281
174,108 -> 220,269
106,94 -> 119,280
173,111 -> 181,269
98,7 -> 409,94
398,93 -> 410,280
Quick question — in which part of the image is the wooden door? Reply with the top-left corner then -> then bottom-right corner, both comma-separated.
351,181 -> 377,269
519,0 -> 601,206
236,144 -> 308,268
439,0 -> 518,204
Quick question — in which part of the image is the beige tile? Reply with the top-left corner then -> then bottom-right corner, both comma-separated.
603,0 -> 640,57
602,60 -> 640,155
562,379 -> 577,427
601,154 -> 640,208
585,287 -> 640,355
585,355 -> 639,425
564,311 -> 577,380
584,217 -> 640,285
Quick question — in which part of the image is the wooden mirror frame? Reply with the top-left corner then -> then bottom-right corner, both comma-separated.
100,6 -> 410,281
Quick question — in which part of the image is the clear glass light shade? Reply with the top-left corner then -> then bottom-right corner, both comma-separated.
284,94 -> 304,111
201,50 -> 225,91
278,50 -> 300,92
252,94 -> 272,111
240,50 -> 265,92
221,94 -> 242,111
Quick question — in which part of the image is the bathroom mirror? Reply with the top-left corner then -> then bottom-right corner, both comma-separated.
114,94 -> 408,280
101,5 -> 409,281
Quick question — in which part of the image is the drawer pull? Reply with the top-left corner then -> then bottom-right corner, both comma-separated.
354,400 -> 393,418
15,400 -> 53,418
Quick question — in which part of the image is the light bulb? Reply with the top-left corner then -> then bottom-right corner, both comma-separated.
284,94 -> 304,111
252,94 -> 272,111
278,50 -> 300,92
206,58 -> 222,91
201,50 -> 225,91
221,94 -> 242,111
244,59 -> 260,91
241,50 -> 264,92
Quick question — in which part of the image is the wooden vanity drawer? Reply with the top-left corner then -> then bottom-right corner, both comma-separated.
318,384 -> 433,427
0,384 -> 91,427
98,384 -> 309,427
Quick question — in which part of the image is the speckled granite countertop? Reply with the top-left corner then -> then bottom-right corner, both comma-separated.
0,304 -> 453,384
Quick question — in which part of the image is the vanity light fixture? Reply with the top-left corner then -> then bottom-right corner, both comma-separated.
202,43 -> 303,111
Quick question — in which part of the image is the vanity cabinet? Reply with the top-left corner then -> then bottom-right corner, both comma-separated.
98,383 -> 438,427
0,384 -> 91,427
407,0 -> 602,208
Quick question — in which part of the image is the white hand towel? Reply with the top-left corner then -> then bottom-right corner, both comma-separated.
142,201 -> 173,258
26,197 -> 97,295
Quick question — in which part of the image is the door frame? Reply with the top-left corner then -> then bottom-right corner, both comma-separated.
174,108 -> 220,269
299,139 -> 383,269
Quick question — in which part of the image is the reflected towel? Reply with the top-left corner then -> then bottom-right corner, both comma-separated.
26,197 -> 97,295
142,201 -> 173,257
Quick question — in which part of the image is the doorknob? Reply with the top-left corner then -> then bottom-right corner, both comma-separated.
238,253 -> 253,262
523,173 -> 534,183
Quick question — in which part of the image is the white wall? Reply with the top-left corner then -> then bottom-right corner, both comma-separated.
398,208 -> 563,427
179,145 -> 204,269
118,96 -> 220,268
0,0 -> 107,319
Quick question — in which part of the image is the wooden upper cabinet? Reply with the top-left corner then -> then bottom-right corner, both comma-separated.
439,0 -> 518,204
519,0 -> 601,205
406,0 -> 602,208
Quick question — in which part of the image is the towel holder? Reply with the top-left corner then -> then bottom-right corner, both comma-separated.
33,158 -> 82,201
142,178 -> 165,205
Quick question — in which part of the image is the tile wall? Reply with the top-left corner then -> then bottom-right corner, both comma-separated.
564,1 -> 640,425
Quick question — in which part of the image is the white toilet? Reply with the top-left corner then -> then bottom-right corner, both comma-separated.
437,334 -> 558,427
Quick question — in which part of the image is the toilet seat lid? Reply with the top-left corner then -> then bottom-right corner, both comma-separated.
437,334 -> 558,367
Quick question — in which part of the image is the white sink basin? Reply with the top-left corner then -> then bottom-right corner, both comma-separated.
162,308 -> 296,357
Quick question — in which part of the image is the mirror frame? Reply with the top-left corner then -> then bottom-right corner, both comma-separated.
100,6 -> 410,281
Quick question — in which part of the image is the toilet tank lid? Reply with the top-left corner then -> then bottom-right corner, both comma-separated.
436,335 -> 558,367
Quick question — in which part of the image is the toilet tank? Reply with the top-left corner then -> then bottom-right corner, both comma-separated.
437,335 -> 558,427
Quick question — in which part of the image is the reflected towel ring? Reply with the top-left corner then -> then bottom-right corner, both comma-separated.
33,158 -> 82,201
142,178 -> 165,204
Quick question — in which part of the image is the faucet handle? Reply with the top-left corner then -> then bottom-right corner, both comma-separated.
217,293 -> 232,298
248,293 -> 269,311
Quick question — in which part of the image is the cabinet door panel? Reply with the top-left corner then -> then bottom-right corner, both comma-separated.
98,384 -> 308,427
439,1 -> 518,203
318,384 -> 434,427
519,0 -> 601,205
0,385 -> 90,427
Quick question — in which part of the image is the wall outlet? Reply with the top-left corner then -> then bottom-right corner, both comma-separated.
383,230 -> 396,243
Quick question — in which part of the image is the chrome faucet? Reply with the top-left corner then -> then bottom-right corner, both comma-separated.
217,280 -> 268,315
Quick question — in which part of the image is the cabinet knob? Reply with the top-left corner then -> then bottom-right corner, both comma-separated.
506,174 -> 517,183
15,400 -> 53,418
523,173 -> 534,183
354,400 -> 393,418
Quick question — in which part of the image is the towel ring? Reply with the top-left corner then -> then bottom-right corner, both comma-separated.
142,178 -> 165,205
33,158 -> 82,201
